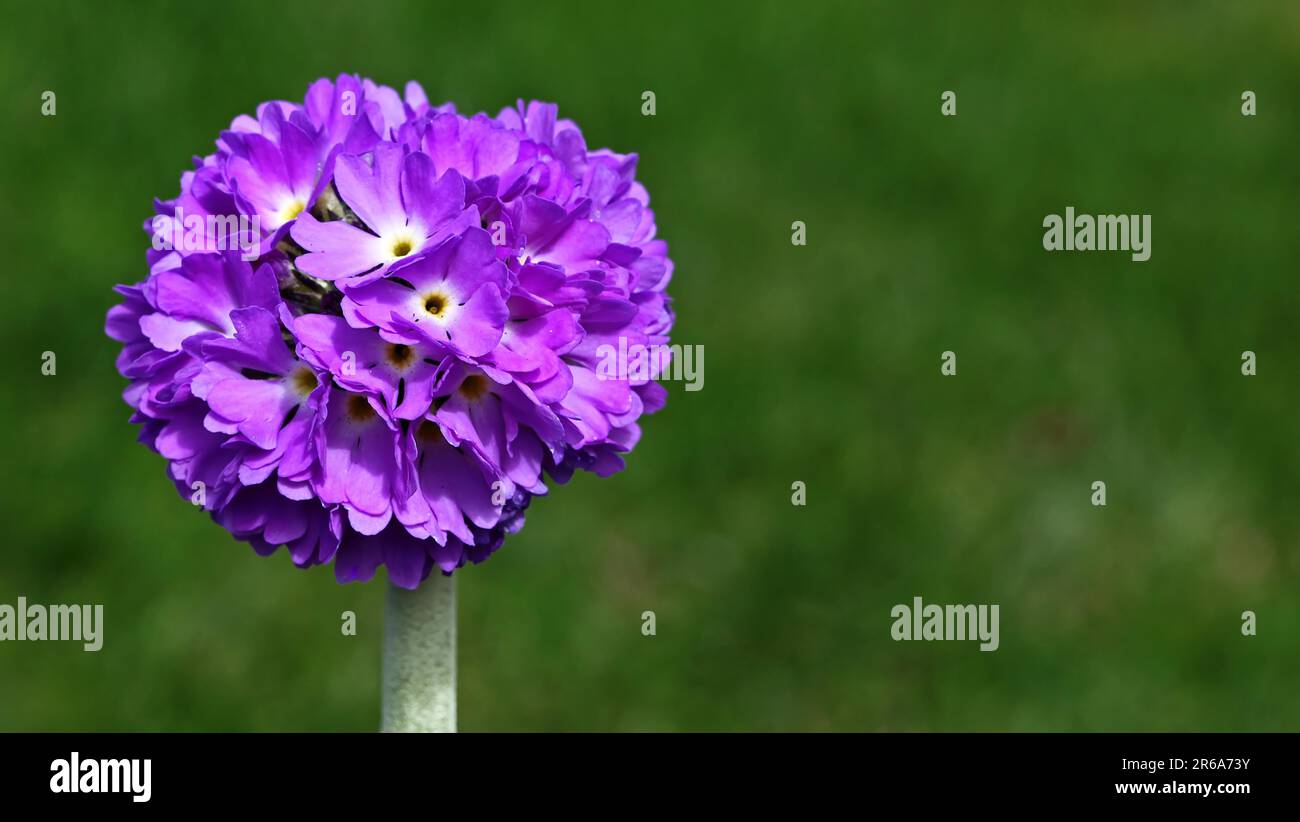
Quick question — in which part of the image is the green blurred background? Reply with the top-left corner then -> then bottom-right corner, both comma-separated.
1,0 -> 1298,730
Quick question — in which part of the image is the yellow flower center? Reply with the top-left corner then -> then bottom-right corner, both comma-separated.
278,199 -> 306,224
423,292 -> 449,319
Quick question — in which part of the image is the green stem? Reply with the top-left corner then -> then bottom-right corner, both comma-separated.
381,575 -> 456,732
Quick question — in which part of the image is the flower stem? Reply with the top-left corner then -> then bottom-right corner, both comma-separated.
381,574 -> 456,732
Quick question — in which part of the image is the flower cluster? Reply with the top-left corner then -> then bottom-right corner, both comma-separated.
105,76 -> 673,587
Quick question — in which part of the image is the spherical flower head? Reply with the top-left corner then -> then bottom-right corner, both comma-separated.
106,76 -> 674,587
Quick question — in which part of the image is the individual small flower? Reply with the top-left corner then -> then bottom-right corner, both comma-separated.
138,252 -> 280,352
312,384 -> 406,536
395,419 -> 504,547
342,228 -> 508,358
225,115 -> 322,233
192,306 -> 321,450
291,144 -> 478,284
107,76 -> 675,587
217,481 -> 342,568
292,313 -> 445,420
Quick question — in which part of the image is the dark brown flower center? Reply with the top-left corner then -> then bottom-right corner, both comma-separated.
458,374 -> 489,401
345,393 -> 377,422
385,343 -> 414,367
417,419 -> 442,444
291,367 -> 318,396
424,293 -> 448,317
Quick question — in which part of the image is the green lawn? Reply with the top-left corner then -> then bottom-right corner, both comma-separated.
1,0 -> 1297,730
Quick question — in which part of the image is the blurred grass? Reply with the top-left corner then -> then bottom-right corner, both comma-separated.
1,0 -> 1299,730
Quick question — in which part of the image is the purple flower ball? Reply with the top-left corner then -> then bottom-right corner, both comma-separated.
105,76 -> 674,588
